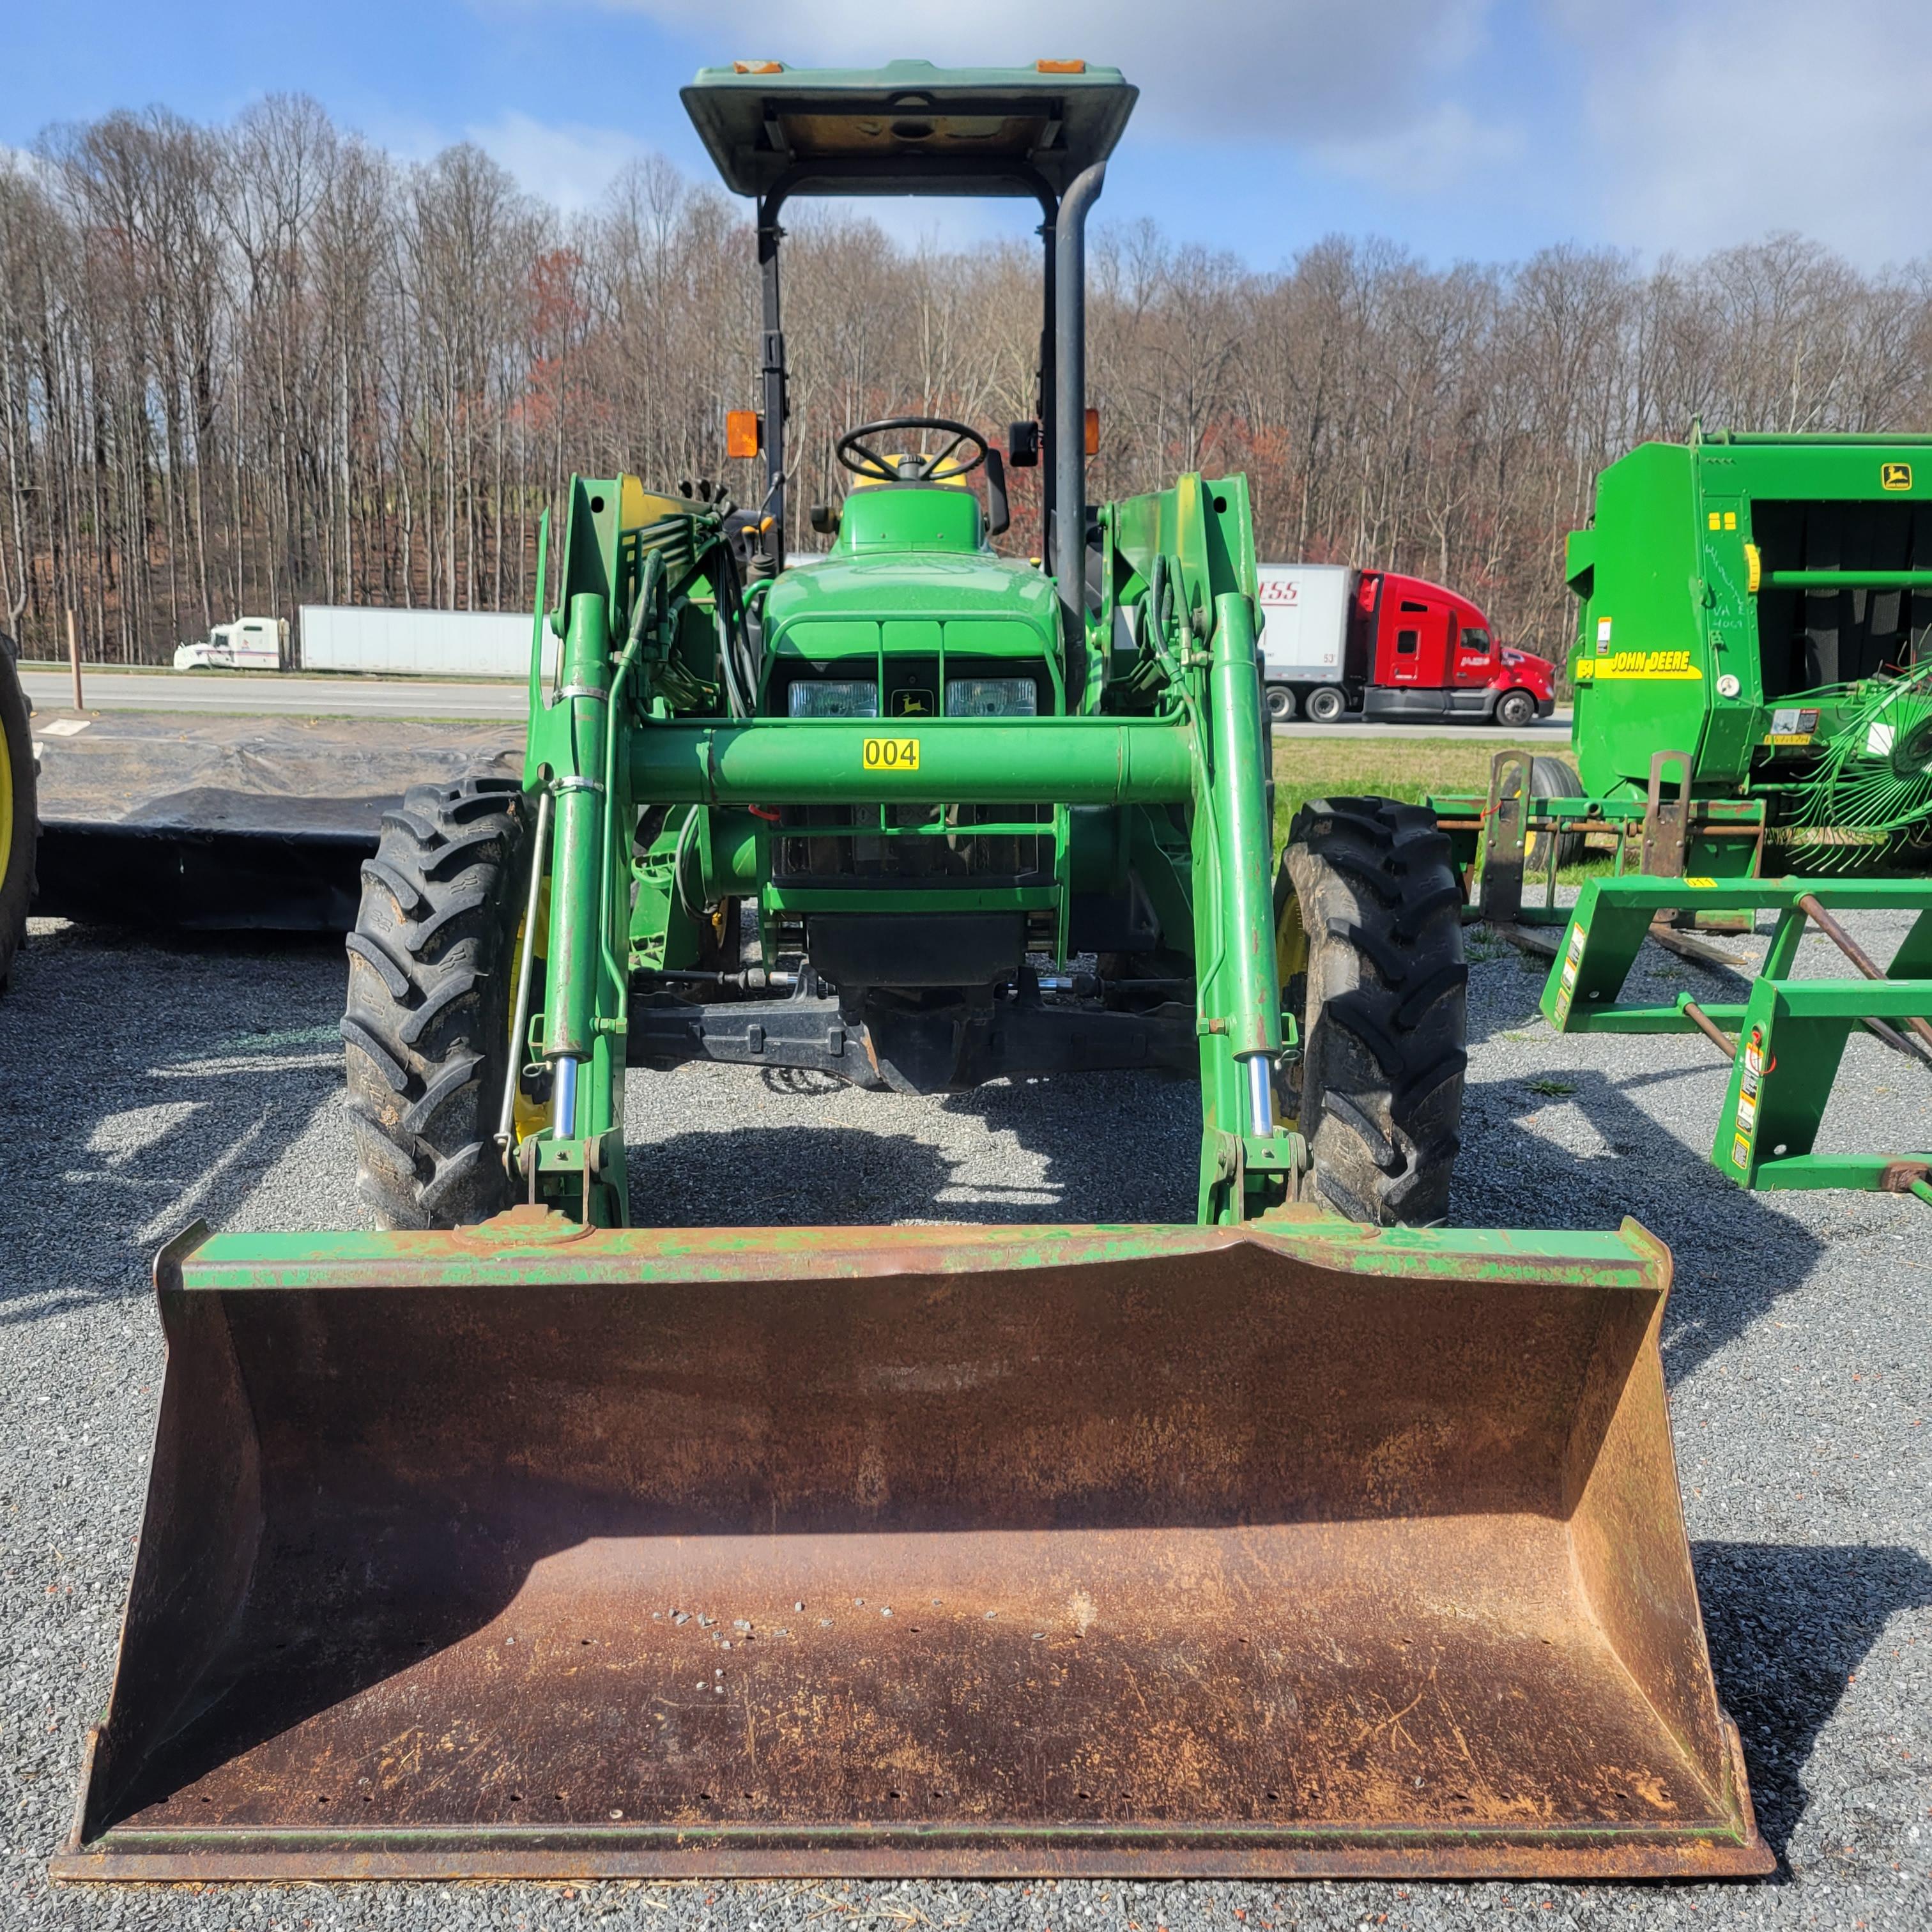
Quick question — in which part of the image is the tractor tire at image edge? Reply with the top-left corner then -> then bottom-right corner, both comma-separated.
0,638 -> 36,992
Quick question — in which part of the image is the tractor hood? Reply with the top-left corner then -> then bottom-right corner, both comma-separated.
765,549 -> 1061,660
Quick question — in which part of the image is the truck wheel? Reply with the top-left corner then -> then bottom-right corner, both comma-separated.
1265,684 -> 1296,723
1494,687 -> 1537,729
0,638 -> 36,992
1276,797 -> 1467,1225
342,776 -> 527,1230
1524,754 -> 1585,869
1305,685 -> 1346,724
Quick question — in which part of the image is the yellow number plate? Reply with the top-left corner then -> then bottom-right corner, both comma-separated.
862,737 -> 920,771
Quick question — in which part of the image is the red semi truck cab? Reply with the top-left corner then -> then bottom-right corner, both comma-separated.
1257,564 -> 1556,728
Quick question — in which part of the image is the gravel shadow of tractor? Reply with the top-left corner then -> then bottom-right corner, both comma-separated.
1696,1539 -> 1932,1867
0,924 -> 347,1328
1455,1055 -> 1827,1388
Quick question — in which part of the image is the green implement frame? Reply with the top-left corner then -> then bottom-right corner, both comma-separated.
1542,875 -> 1932,1193
1434,749 -> 1765,935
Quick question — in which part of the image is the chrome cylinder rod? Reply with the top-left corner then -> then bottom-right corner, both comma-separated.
1244,1052 -> 1276,1137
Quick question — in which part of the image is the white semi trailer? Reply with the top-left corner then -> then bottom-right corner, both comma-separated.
174,608 -> 557,678
298,606 -> 555,678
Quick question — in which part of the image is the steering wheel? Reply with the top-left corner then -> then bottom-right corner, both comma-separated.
836,416 -> 988,484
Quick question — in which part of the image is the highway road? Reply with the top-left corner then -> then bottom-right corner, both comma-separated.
22,666 -> 526,721
1269,711 -> 1570,740
26,665 -> 1570,738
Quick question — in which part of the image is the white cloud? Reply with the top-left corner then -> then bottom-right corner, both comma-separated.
1313,101 -> 1523,197
1558,0 -> 1932,263
466,108 -> 656,211
0,139 -> 49,182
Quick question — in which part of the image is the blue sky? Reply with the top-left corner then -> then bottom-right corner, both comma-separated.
7,0 -> 1931,270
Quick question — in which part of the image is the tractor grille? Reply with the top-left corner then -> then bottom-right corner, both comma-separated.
774,802 -> 1053,887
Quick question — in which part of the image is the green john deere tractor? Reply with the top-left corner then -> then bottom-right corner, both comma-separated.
59,62 -> 1768,1885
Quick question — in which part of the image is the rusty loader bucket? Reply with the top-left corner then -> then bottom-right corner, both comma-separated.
54,1209 -> 1768,1883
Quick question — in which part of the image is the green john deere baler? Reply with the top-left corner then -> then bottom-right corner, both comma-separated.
1443,428 -> 1932,914
56,62 -> 1768,1884
1436,431 -> 1932,1197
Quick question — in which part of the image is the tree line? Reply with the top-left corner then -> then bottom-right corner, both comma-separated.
4,94 -> 1931,666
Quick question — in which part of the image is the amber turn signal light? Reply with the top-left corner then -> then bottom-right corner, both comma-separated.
726,410 -> 762,459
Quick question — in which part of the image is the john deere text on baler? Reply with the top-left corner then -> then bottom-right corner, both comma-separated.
57,63 -> 1768,1883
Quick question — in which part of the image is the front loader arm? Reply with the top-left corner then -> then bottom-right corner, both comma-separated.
1102,475 -> 1294,1221
516,478 -> 742,1227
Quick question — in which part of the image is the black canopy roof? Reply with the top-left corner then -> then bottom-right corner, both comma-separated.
681,58 -> 1137,203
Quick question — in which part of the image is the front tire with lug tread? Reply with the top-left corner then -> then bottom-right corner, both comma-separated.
1278,795 -> 1468,1224
342,776 -> 526,1229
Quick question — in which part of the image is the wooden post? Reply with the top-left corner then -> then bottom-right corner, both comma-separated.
66,607 -> 83,712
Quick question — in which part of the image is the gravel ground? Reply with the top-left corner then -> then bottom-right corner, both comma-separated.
1,908 -> 1926,1931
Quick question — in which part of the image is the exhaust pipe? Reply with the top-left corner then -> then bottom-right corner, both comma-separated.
1053,161 -> 1106,634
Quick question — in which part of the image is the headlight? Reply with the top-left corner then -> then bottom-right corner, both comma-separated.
945,677 -> 1038,717
788,680 -> 878,718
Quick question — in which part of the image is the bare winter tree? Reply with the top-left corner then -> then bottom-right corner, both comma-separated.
3,97 -> 1931,666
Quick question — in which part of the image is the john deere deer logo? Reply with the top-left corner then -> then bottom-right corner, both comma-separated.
1882,461 -> 1913,491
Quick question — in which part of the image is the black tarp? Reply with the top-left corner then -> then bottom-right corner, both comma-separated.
32,712 -> 521,930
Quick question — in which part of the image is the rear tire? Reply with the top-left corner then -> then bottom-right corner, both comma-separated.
0,637 -> 36,992
1279,796 -> 1468,1224
1305,685 -> 1346,724
1494,687 -> 1537,729
342,776 -> 526,1230
1265,684 -> 1295,723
